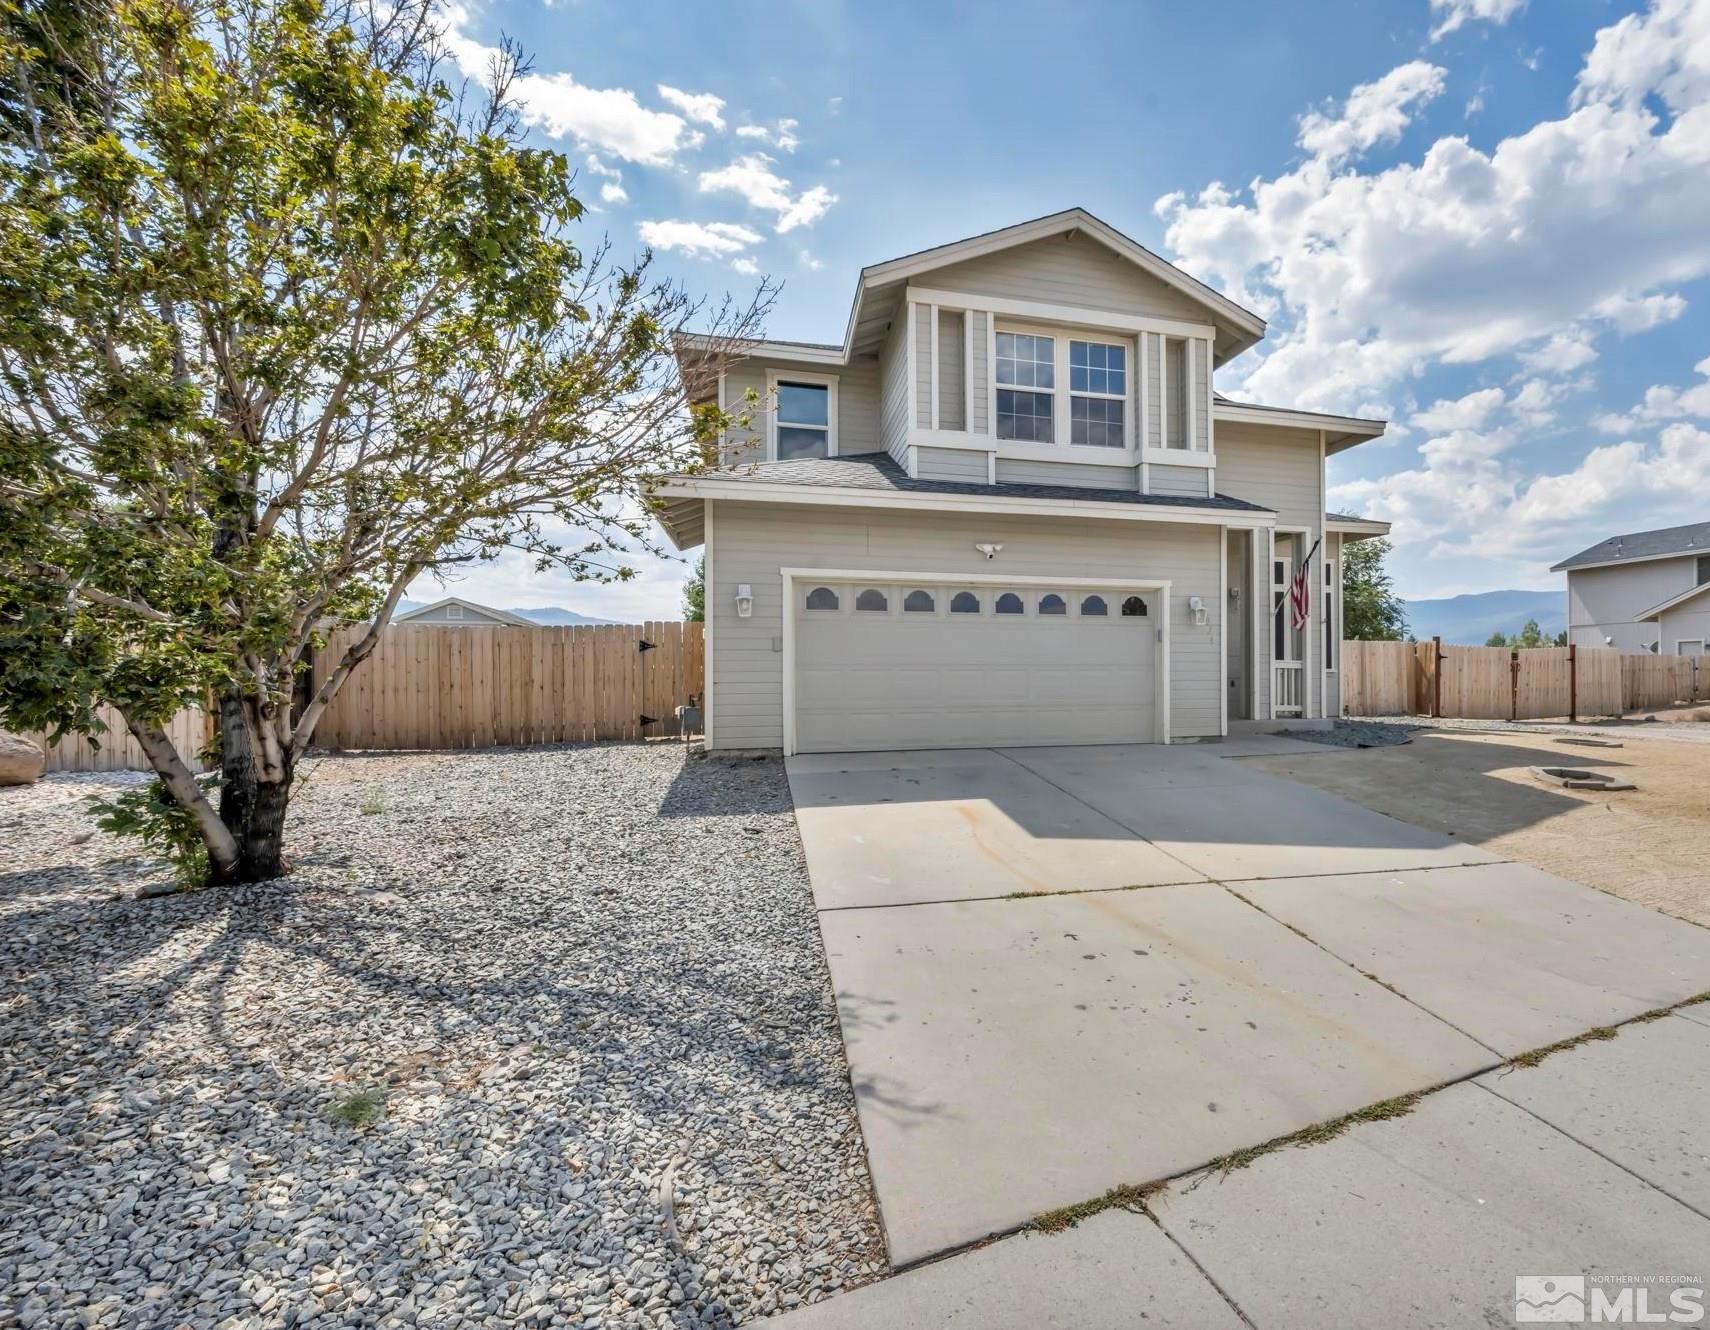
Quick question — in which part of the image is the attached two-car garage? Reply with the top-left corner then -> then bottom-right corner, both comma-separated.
789,574 -> 1167,753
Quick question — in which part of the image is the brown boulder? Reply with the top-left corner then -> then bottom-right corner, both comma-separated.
0,732 -> 46,785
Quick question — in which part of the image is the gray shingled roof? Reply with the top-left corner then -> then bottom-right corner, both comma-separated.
1550,520 -> 1710,572
701,454 -> 1272,513
1326,510 -> 1381,524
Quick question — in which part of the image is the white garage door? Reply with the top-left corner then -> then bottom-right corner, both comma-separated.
793,579 -> 1161,753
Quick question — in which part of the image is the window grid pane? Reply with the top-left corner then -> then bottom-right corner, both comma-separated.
776,426 -> 828,459
1071,397 -> 1124,448
996,333 -> 1054,390
1069,341 -> 1126,398
997,389 -> 1053,443
776,382 -> 829,426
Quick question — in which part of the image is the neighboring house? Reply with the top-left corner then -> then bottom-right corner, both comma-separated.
1551,521 -> 1710,656
656,208 -> 1390,754
392,597 -> 535,627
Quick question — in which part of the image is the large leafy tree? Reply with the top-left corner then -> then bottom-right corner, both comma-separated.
0,0 -> 763,882
1341,537 -> 1408,641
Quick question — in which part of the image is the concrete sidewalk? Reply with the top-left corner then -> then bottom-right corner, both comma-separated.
761,1011 -> 1710,1328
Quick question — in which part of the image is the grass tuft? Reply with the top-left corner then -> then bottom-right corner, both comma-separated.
1508,1026 -> 1619,1068
1031,1180 -> 1166,1234
328,1087 -> 385,1128
360,794 -> 385,816
1199,1091 -> 1426,1180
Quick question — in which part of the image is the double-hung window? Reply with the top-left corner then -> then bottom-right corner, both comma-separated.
1323,559 -> 1337,671
1069,340 -> 1126,448
996,330 -> 1131,449
772,377 -> 835,459
995,333 -> 1054,443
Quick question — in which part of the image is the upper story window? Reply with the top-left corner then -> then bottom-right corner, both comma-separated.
1698,554 -> 1710,586
771,375 -> 837,459
1069,340 -> 1126,448
995,333 -> 1055,443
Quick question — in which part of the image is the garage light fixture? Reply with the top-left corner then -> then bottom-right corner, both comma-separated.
974,543 -> 1003,560
735,583 -> 753,618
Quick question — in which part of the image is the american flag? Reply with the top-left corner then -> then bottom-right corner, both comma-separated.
1289,540 -> 1320,632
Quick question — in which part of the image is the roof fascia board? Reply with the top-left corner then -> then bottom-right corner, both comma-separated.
1325,518 -> 1390,536
1213,401 -> 1386,437
652,479 -> 1274,530
1550,550 -> 1699,574
1636,581 -> 1710,620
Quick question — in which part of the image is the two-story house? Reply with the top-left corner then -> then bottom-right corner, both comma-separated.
1552,520 -> 1710,656
655,209 -> 1391,754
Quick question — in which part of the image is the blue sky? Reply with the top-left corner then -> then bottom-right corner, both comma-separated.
419,0 -> 1710,621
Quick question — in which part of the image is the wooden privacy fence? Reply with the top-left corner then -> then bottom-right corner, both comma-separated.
1623,654 -> 1703,710
1342,638 -> 1663,721
35,703 -> 215,774
310,621 -> 705,750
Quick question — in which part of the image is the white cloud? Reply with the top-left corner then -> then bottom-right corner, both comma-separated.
1411,386 -> 1506,433
697,154 -> 838,233
734,118 -> 801,152
600,182 -> 628,205
1595,354 -> 1710,430
1296,61 -> 1447,163
1594,289 -> 1687,334
1517,329 -> 1598,375
1510,378 -> 1562,427
1429,0 -> 1526,42
441,8 -> 700,165
657,85 -> 726,130
636,219 -> 762,260
1157,0 -> 1710,415
730,257 -> 759,276
1330,421 -> 1710,579
798,251 -> 824,272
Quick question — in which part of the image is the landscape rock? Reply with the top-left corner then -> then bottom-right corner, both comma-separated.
0,731 -> 45,786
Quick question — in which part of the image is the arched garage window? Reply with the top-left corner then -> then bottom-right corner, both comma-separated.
855,588 -> 889,612
1080,595 -> 1108,616
950,591 -> 981,614
805,586 -> 839,611
1038,593 -> 1067,616
995,592 -> 1025,615
1121,596 -> 1149,618
904,590 -> 936,613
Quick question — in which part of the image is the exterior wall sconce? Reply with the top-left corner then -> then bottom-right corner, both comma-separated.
1187,596 -> 1209,627
735,584 -> 753,618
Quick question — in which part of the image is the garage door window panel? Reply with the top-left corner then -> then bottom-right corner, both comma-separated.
950,590 -> 982,615
1121,596 -> 1148,618
1038,593 -> 1067,616
903,589 -> 936,614
1080,595 -> 1109,617
855,588 -> 890,613
804,585 -> 840,613
995,592 -> 1026,616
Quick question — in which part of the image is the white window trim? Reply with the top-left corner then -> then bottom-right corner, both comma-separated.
991,321 -> 1138,458
780,567 -> 1172,755
766,369 -> 839,461
445,604 -> 464,620
1676,638 -> 1704,657
1323,555 -> 1338,674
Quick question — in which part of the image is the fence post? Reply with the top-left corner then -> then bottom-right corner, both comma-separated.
1432,636 -> 1443,719
1509,650 -> 1519,722
1567,643 -> 1577,724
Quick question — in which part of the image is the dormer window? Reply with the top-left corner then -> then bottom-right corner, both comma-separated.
993,326 -> 1135,451
995,333 -> 1054,443
1069,340 -> 1126,448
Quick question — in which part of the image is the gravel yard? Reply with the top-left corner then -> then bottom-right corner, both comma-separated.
1,746 -> 883,1329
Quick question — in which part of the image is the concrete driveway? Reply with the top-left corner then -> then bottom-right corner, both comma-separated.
787,740 -> 1710,1267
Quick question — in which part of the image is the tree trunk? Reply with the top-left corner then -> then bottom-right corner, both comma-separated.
211,688 -> 294,884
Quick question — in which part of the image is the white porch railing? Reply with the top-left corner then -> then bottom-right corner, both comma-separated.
1273,661 -> 1304,717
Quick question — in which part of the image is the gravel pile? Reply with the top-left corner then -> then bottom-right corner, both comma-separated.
1,746 -> 884,1329
1279,719 -> 1422,749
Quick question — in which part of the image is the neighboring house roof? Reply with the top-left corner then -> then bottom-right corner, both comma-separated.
654,454 -> 1271,549
1550,520 -> 1710,573
677,207 -> 1268,373
1635,580 -> 1710,622
393,596 -> 534,627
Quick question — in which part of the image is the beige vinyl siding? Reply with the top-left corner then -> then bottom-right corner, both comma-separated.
1148,464 -> 1207,499
718,355 -> 881,464
1193,341 -> 1211,452
1662,603 -> 1710,653
996,459 -> 1136,490
879,314 -> 910,469
936,310 -> 966,430
913,304 -> 934,428
915,446 -> 988,484
1215,420 -> 1325,718
927,235 -> 1211,324
706,502 -> 1224,748
1567,557 -> 1695,652
1145,333 -> 1162,449
969,311 -> 990,434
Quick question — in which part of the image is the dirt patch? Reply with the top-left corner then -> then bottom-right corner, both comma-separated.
1243,731 -> 1710,927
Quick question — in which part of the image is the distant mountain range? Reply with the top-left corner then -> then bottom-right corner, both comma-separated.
1402,589 -> 1565,645
397,600 -> 618,626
